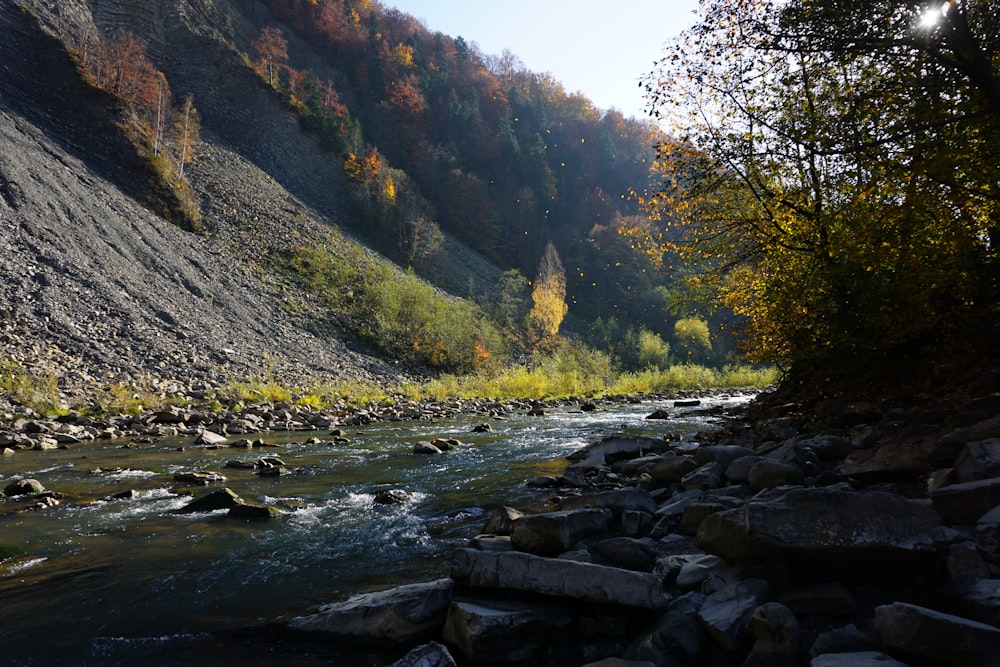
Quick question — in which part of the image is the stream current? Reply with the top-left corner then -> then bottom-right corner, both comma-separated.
0,394 -> 753,665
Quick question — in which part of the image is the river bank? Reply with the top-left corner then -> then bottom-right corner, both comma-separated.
269,369 -> 1000,666
4,375 -> 1000,666
0,391 -> 748,665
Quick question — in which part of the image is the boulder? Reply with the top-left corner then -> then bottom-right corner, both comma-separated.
724,455 -> 766,483
649,455 -> 700,484
697,578 -> 770,653
810,652 -> 909,667
177,488 -> 241,513
957,579 -> 1000,627
742,602 -> 799,667
442,599 -> 573,664
558,488 -> 657,517
694,445 -> 756,468
932,477 -> 1000,524
3,478 -> 45,496
646,409 -> 671,420
681,462 -> 725,491
875,601 -> 1000,667
671,554 -> 737,591
194,430 -> 228,446
510,508 -> 612,556
839,438 -> 935,482
954,439 -> 1000,483
288,579 -> 455,644
778,582 -> 857,616
482,506 -> 524,536
747,460 -> 805,491
809,623 -> 879,656
450,548 -> 671,609
566,436 -> 671,471
227,503 -> 284,520
374,489 -> 413,505
697,487 -> 943,569
621,510 -> 654,537
934,416 -> 1000,466
413,441 -> 444,455
627,608 -> 707,666
680,499 -> 744,535
389,641 -> 457,667
468,535 -> 513,552
592,537 -> 660,572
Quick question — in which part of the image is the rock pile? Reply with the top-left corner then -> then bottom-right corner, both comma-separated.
285,382 -> 1000,666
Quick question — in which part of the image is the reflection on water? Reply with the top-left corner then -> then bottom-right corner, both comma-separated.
0,394 -> 751,664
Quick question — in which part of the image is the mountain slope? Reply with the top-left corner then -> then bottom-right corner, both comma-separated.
0,2 -> 402,400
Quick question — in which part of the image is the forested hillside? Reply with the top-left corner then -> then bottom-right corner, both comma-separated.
3,0 -> 737,410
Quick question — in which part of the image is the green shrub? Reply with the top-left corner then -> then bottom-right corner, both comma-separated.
0,360 -> 63,416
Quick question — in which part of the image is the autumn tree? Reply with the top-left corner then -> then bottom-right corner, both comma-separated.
527,242 -> 569,349
253,26 -> 289,88
640,0 -> 999,367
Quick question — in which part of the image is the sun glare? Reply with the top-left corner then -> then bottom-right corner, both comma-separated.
919,1 -> 951,29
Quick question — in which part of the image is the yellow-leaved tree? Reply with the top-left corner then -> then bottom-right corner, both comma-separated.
527,242 -> 568,350
634,0 -> 999,370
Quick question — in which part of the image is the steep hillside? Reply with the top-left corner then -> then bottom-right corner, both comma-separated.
0,2 -> 403,402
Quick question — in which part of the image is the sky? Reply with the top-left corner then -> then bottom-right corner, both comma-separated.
383,0 -> 701,120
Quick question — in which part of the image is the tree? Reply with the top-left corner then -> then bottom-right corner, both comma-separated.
172,95 -> 201,185
640,0 -> 999,367
253,26 -> 289,87
527,242 -> 569,348
673,317 -> 711,365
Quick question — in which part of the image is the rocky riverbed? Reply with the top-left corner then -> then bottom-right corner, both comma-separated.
264,371 -> 1000,667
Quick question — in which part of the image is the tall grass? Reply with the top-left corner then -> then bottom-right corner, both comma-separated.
0,360 -> 62,416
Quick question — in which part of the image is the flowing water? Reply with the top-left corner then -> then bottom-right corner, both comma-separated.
0,394 -> 752,665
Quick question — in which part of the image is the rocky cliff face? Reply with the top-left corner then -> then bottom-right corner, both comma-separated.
0,0 -> 400,403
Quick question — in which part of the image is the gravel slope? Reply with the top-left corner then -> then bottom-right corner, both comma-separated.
0,3 -> 403,405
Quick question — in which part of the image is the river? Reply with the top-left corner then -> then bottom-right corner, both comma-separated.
0,393 -> 753,665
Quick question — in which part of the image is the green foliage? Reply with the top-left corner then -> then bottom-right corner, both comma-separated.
369,268 -> 507,371
673,318 -> 711,364
286,238 -> 506,372
636,330 -> 672,370
489,269 -> 532,343
0,360 -> 62,416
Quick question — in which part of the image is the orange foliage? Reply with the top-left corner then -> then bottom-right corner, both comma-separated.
344,147 -> 382,182
252,27 -> 288,87
387,74 -> 425,115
